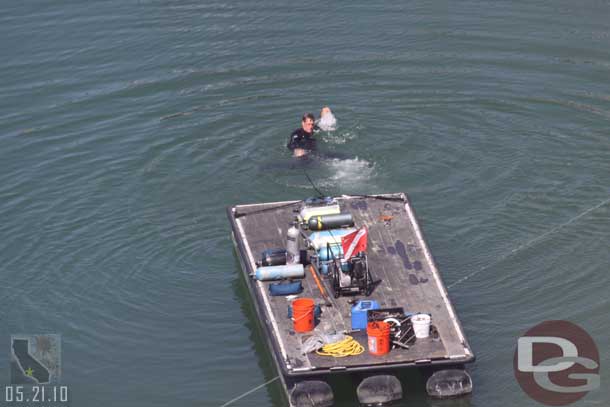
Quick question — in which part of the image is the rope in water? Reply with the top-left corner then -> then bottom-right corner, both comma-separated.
315,336 -> 364,357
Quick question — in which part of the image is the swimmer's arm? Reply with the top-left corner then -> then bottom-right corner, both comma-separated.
287,132 -> 299,150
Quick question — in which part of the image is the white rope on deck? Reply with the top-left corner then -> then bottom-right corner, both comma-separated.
448,195 -> 610,289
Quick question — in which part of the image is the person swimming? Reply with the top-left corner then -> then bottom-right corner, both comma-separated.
287,107 -> 337,157
287,113 -> 316,158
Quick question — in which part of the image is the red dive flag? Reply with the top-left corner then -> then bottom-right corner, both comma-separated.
341,226 -> 368,259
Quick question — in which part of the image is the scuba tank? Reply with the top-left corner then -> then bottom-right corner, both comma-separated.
299,202 -> 340,223
260,248 -> 287,266
255,264 -> 305,281
286,222 -> 300,264
308,213 -> 354,230
309,228 -> 356,250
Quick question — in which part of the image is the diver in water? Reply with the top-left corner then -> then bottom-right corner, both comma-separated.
287,107 -> 337,158
287,113 -> 317,158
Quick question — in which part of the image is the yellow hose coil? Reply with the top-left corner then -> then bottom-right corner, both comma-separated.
315,335 -> 364,357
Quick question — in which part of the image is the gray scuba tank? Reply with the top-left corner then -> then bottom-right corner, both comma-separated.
286,222 -> 300,264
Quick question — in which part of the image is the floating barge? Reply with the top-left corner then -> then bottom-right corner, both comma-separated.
227,193 -> 475,406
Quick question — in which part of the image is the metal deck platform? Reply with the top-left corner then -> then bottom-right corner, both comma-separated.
228,193 -> 474,378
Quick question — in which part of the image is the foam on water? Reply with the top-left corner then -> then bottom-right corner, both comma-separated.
322,123 -> 363,145
324,131 -> 356,145
318,157 -> 376,191
316,111 -> 337,131
263,154 -> 375,195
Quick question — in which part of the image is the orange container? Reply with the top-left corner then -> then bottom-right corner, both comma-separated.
367,321 -> 391,355
292,298 -> 315,332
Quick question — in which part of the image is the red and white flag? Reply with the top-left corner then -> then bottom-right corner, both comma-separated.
341,226 -> 368,259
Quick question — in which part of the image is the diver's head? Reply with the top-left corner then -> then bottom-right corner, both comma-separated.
301,113 -> 315,133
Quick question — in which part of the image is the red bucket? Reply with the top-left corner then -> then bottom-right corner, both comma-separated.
367,321 -> 391,355
292,298 -> 315,332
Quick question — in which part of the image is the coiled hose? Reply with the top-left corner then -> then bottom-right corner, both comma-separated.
315,335 -> 364,357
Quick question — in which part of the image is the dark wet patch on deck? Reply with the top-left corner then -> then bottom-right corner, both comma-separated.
383,203 -> 402,214
394,240 -> 413,269
350,200 -> 368,210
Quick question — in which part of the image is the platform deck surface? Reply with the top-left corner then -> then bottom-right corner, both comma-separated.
230,193 -> 473,374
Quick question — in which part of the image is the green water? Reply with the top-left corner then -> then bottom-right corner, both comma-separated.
1,1 -> 609,406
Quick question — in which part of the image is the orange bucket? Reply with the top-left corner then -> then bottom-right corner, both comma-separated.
292,298 -> 315,332
367,321 -> 391,355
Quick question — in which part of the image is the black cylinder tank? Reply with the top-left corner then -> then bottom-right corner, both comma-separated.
308,213 -> 354,230
260,248 -> 287,266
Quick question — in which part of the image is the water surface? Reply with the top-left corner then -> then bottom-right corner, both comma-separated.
1,1 -> 609,406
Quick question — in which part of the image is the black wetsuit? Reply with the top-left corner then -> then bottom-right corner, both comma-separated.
287,128 -> 316,152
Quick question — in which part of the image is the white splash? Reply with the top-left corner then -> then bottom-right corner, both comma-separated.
316,111 -> 337,132
319,157 -> 375,189
324,130 -> 356,145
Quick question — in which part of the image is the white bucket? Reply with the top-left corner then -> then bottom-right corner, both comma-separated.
411,314 -> 431,339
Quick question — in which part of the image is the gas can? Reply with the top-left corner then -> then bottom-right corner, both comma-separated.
351,300 -> 380,330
